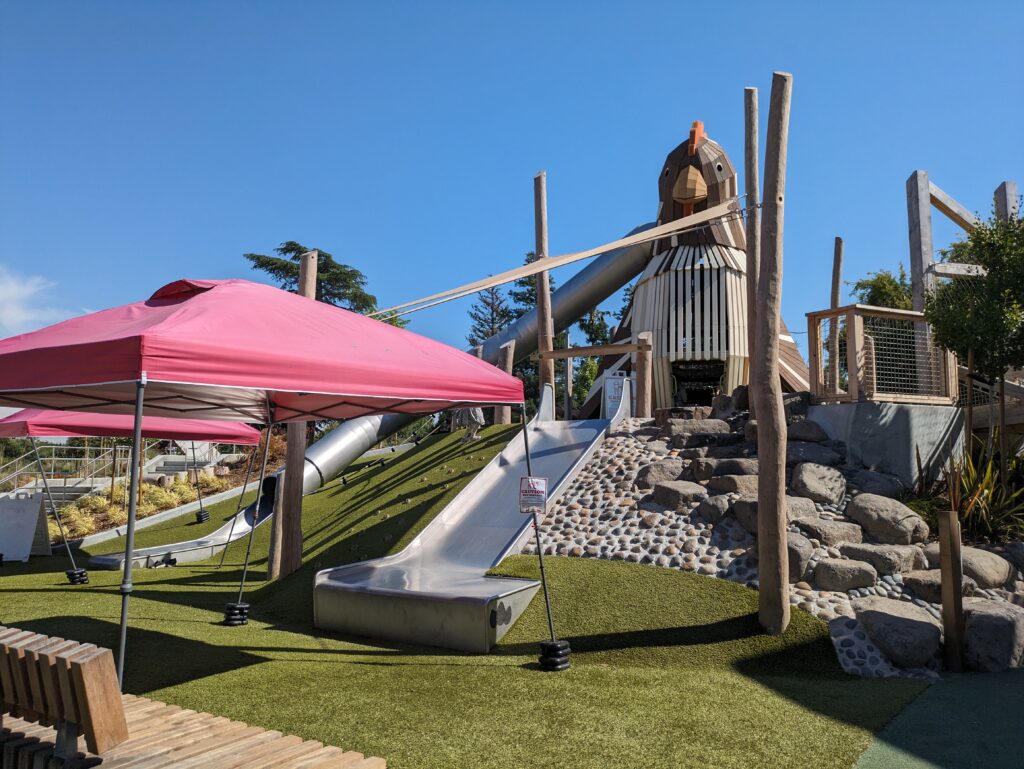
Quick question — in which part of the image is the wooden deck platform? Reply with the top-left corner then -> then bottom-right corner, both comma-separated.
0,693 -> 385,769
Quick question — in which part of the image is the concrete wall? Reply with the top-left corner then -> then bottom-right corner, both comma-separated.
808,401 -> 963,489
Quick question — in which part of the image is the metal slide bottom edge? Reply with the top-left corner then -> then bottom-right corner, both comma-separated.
311,383 -> 631,653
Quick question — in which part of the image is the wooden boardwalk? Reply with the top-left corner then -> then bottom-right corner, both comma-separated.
0,693 -> 385,768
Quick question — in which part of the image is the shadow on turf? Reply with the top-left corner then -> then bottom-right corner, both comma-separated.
8,615 -> 266,693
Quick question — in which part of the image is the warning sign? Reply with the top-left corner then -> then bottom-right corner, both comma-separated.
519,476 -> 548,515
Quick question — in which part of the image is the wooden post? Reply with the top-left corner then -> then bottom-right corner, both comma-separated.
994,181 -> 1019,221
907,170 -> 934,312
495,341 -> 515,424
753,72 -> 792,635
270,249 -> 318,580
744,87 -> 760,418
965,348 -> 974,453
564,354 -> 573,419
938,499 -> 965,671
534,171 -> 556,392
846,309 -> 862,402
828,237 -> 843,394
635,332 -> 653,418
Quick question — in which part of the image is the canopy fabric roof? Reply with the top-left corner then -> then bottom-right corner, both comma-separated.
0,279 -> 524,422
0,408 -> 261,444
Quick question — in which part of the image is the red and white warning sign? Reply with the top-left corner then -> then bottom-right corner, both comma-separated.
519,476 -> 548,515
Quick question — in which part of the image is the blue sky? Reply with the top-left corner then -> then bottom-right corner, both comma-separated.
1,1 -> 1021,353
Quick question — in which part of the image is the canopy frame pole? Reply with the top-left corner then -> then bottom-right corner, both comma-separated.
29,436 -> 85,584
116,375 -> 147,688
218,446 -> 258,568
522,402 -> 570,672
225,405 -> 274,627
191,441 -> 209,524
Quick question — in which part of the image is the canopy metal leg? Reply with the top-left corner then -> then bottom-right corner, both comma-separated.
116,376 -> 146,688
30,437 -> 87,585
521,402 -> 570,672
191,441 -> 209,524
218,446 -> 258,568
225,419 -> 273,626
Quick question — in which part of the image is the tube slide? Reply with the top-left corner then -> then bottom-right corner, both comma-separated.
92,224 -> 653,570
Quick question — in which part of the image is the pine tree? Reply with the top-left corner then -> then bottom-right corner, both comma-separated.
244,241 -> 377,312
466,285 -> 515,347
577,308 -> 611,346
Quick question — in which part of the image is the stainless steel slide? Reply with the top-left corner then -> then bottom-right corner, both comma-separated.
313,383 -> 630,652
90,224 -> 653,570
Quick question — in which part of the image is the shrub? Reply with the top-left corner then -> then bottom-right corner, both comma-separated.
59,504 -> 96,538
170,478 -> 198,503
141,483 -> 179,512
106,505 -> 128,527
75,493 -> 112,517
197,474 -> 229,494
947,438 -> 1024,542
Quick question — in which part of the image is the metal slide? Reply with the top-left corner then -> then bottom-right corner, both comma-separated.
313,382 -> 630,652
90,224 -> 653,571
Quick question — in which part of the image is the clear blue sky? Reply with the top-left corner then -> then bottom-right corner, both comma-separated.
1,1 -> 1021,353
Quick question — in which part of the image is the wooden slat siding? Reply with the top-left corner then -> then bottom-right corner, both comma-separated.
808,316 -> 823,398
710,261 -> 720,360
69,648 -> 128,754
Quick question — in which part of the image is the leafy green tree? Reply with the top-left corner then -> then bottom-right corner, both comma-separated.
577,308 -> 610,346
466,285 -> 515,347
244,241 -> 377,312
509,252 -> 569,411
849,265 -> 912,309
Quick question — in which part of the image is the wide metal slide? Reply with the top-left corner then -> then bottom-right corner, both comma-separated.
312,383 -> 629,652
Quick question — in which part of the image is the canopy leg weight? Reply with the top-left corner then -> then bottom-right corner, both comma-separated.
195,509 -> 210,524
223,602 -> 249,626
65,568 -> 89,585
538,639 -> 571,672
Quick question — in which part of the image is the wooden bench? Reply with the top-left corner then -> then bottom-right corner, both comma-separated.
0,627 -> 385,768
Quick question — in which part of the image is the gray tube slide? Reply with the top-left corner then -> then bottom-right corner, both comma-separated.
91,223 -> 653,569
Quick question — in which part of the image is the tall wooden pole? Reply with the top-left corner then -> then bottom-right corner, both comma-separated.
270,249 -> 318,580
994,182 -> 1016,471
828,237 -> 843,392
906,171 -> 934,312
635,332 -> 653,418
495,341 -> 516,425
744,87 -> 760,418
534,171 -> 556,392
754,72 -> 792,636
564,355 -> 573,419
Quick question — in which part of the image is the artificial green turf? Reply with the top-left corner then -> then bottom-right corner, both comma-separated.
0,426 -> 926,769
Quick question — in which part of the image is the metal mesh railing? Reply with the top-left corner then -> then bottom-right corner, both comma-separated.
807,304 -> 957,404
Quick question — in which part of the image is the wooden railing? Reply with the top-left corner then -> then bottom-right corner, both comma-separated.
806,304 -> 957,405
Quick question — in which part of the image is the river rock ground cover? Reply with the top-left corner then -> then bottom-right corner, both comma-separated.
0,427 -> 925,769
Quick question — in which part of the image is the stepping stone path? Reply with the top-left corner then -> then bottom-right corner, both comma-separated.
525,394 -> 1024,678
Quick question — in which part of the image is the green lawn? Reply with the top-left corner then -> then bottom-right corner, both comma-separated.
0,426 -> 926,769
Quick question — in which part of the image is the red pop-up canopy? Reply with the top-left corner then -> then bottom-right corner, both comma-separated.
0,408 -> 261,444
0,278 -> 524,421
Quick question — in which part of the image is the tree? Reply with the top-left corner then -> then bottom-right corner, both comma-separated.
466,285 -> 514,347
577,308 -> 610,346
849,265 -> 912,310
244,241 -> 377,313
510,252 -> 567,412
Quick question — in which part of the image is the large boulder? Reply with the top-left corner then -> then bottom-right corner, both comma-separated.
695,495 -> 731,525
853,597 -> 943,669
1000,541 -> 1024,572
786,442 -> 841,466
706,443 -> 757,459
788,532 -> 814,582
633,458 -> 684,490
846,494 -> 929,544
652,480 -> 707,509
845,469 -> 905,499
838,543 -> 928,576
814,558 -> 878,591
902,569 -> 978,604
708,474 -> 759,495
660,418 -> 731,439
790,462 -> 847,505
783,391 -> 811,418
963,598 -> 1024,672
731,495 -> 817,534
787,419 -> 828,443
689,457 -> 758,481
794,518 -> 863,547
923,544 -> 1016,589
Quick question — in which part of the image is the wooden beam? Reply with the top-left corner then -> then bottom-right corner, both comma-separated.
495,341 -> 515,425
270,249 -> 318,580
928,262 -> 987,278
635,332 -> 653,419
534,171 -> 555,391
929,181 -> 981,231
828,237 -> 843,397
744,86 -> 761,418
995,180 -> 1020,221
907,170 -> 934,312
938,503 -> 965,672
537,342 -> 651,359
754,72 -> 792,636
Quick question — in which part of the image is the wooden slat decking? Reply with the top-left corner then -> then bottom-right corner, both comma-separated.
0,693 -> 385,769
